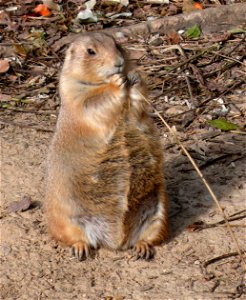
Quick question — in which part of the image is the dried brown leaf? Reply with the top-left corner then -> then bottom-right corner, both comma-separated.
167,4 -> 178,16
167,32 -> 181,44
189,64 -> 206,87
183,0 -> 203,13
187,221 -> 205,232
0,11 -> 11,25
7,196 -> 32,213
0,60 -> 10,73
43,0 -> 61,11
13,44 -> 29,56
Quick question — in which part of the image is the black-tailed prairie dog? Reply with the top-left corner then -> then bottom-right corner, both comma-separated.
45,32 -> 168,260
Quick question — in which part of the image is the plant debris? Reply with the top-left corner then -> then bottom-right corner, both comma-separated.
7,195 -> 32,213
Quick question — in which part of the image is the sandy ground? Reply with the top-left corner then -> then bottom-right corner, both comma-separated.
0,113 -> 245,300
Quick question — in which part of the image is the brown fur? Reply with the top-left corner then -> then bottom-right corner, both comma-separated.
45,32 -> 168,260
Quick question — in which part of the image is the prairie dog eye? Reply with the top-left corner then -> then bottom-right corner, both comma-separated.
87,48 -> 96,55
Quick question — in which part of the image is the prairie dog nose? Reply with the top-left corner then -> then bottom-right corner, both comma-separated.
115,56 -> 124,68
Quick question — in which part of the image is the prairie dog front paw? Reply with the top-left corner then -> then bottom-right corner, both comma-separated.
127,72 -> 145,102
111,73 -> 126,88
127,72 -> 141,87
110,73 -> 127,100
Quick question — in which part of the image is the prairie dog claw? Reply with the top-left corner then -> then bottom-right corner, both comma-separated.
133,241 -> 155,260
71,241 -> 90,261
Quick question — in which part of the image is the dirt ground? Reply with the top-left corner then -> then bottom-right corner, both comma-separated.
1,111 -> 245,300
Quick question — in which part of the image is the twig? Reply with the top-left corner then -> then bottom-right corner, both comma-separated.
137,91 -> 246,271
184,79 -> 245,129
165,45 -> 198,108
211,0 -> 222,5
204,60 -> 241,78
229,209 -> 246,218
172,50 -> 209,71
190,213 -> 246,230
230,130 -> 246,135
211,52 -> 245,66
218,224 -> 246,228
201,79 -> 245,107
183,74 -> 196,107
203,252 -> 245,268
198,36 -> 245,69
226,35 -> 246,56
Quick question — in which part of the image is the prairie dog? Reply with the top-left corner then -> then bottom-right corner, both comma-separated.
45,32 -> 168,260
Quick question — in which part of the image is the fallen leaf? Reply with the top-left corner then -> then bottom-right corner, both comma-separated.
120,0 -> 129,5
206,81 -> 225,93
42,0 -> 60,11
102,0 -> 129,6
208,119 -> 239,131
85,0 -> 97,10
0,11 -> 11,25
167,4 -> 178,16
106,12 -> 132,19
8,75 -> 18,82
228,28 -> 246,34
76,9 -> 98,23
187,221 -> 205,232
0,60 -> 10,73
13,43 -> 29,56
7,196 -> 32,213
166,106 -> 187,116
189,64 -> 206,87
149,37 -> 163,46
185,25 -> 201,39
183,0 -> 203,13
167,32 -> 181,44
33,4 -> 51,17
193,2 -> 203,10
147,0 -> 169,3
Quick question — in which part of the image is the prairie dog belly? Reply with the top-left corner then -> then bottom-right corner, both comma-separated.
68,125 -> 130,249
72,215 -> 116,249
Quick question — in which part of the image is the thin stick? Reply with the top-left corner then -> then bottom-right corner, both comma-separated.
137,91 -> 246,270
230,130 -> 246,135
204,251 -> 245,268
184,74 -> 196,107
211,52 -> 245,66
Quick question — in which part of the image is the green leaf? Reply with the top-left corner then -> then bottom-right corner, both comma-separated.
1,103 -> 10,108
20,99 -> 33,104
185,25 -> 201,39
228,28 -> 246,34
207,119 -> 239,131
164,66 -> 174,71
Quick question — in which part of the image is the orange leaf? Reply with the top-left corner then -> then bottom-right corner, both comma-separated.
33,4 -> 51,17
0,59 -> 10,73
193,2 -> 203,10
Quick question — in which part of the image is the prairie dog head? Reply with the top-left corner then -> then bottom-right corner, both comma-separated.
61,32 -> 125,85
